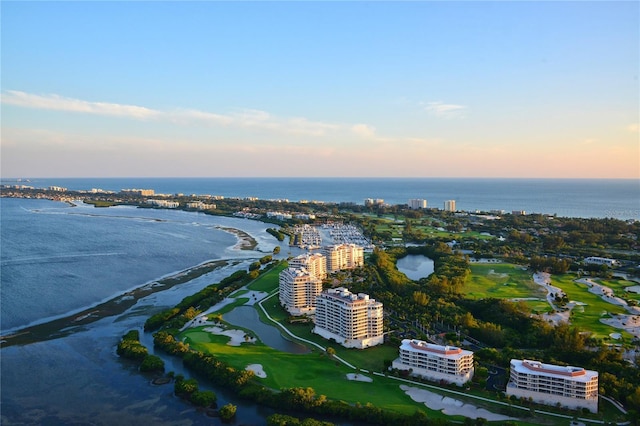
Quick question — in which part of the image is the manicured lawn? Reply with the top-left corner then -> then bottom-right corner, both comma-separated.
551,274 -> 631,339
593,277 -> 640,303
247,262 -> 286,293
464,263 -> 546,300
180,325 -> 449,418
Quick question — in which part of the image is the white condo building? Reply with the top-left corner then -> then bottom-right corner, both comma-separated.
408,199 -> 428,209
279,267 -> 323,316
323,244 -> 364,273
288,252 -> 327,279
444,200 -> 456,212
391,339 -> 474,386
506,359 -> 598,413
313,287 -> 384,349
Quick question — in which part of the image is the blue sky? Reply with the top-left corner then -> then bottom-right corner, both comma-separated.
2,1 -> 638,178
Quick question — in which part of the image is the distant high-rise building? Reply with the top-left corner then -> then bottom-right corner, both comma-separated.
408,199 -> 427,209
364,198 -> 384,206
313,287 -> 384,349
444,200 -> 456,212
506,359 -> 598,413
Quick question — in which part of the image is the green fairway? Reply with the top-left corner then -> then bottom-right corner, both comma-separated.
593,277 -> 640,303
464,263 -> 546,300
550,274 -> 632,340
248,262 -> 286,293
179,325 -> 442,417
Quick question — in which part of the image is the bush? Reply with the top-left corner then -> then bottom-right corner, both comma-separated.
218,403 -> 237,421
140,354 -> 165,372
117,331 -> 148,360
190,390 -> 217,407
175,377 -> 199,396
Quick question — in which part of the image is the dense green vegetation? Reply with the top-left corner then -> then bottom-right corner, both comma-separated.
117,329 -> 165,373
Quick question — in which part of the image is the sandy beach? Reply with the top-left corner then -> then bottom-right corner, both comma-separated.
217,226 -> 258,250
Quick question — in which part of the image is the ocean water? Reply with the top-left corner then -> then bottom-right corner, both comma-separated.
4,177 -> 640,220
1,197 -> 282,425
0,198 -> 278,333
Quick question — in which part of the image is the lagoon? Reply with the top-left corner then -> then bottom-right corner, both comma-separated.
396,255 -> 435,281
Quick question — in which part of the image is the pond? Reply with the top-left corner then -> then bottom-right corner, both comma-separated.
223,306 -> 310,354
396,254 -> 435,280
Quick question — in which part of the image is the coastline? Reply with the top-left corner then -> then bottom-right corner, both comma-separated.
0,259 -> 232,347
217,226 -> 259,250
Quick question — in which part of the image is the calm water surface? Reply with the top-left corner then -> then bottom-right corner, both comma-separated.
396,255 -> 435,281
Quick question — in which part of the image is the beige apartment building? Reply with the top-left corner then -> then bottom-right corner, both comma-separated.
391,339 -> 474,386
288,252 -> 327,280
312,287 -> 384,349
322,244 -> 364,273
506,359 -> 598,413
278,267 -> 323,316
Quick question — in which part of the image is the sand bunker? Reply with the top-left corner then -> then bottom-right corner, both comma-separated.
346,373 -> 373,382
488,270 -> 508,278
246,364 -> 266,378
534,272 -> 571,325
601,314 -> 640,338
400,385 -> 517,421
203,326 -> 256,346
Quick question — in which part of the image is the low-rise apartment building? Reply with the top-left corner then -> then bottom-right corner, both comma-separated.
391,339 -> 474,386
312,287 -> 384,349
506,359 -> 598,413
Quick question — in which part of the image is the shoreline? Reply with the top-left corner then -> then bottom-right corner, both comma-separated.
217,226 -> 259,250
0,259 -> 232,348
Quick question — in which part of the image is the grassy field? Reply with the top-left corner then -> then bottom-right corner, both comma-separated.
593,277 -> 640,303
551,274 -> 632,340
464,264 -> 636,340
464,263 -> 546,300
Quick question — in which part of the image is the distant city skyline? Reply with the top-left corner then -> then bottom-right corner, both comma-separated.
1,1 -> 638,179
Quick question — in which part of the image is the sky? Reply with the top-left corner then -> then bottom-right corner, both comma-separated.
1,1 -> 638,179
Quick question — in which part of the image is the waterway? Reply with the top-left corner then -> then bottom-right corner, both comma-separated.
223,306 -> 310,354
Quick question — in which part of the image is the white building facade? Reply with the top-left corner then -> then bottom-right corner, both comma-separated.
583,256 -> 619,267
391,339 -> 474,386
278,267 -> 323,316
288,253 -> 327,280
408,199 -> 427,209
444,200 -> 456,212
506,359 -> 598,413
323,244 -> 364,273
313,287 -> 384,349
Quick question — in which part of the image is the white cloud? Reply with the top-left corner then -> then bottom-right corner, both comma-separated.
0,90 -> 340,137
627,123 -> 639,133
351,123 -> 377,138
423,101 -> 468,118
2,90 -> 160,119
